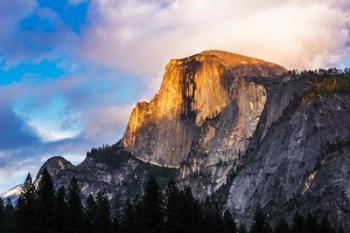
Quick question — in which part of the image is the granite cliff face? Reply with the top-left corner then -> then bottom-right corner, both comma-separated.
121,51 -> 350,230
122,50 -> 286,197
5,50 -> 350,230
122,50 -> 286,169
225,76 -> 350,229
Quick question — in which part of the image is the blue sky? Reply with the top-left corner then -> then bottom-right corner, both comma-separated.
0,0 -> 149,192
0,0 -> 349,193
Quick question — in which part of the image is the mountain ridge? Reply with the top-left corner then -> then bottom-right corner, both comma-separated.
171,50 -> 287,70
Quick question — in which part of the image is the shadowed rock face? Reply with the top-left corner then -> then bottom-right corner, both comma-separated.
226,91 -> 350,230
36,156 -> 74,179
26,146 -> 177,203
122,50 -> 286,169
4,145 -> 177,204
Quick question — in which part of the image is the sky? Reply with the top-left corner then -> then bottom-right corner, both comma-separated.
0,0 -> 350,193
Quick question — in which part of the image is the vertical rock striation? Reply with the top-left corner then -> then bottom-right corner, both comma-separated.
122,50 -> 286,169
226,84 -> 350,230
122,50 -> 286,196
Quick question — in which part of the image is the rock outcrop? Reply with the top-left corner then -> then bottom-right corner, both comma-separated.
122,50 -> 287,197
36,156 -> 74,179
225,77 -> 350,230
38,145 -> 177,202
122,50 -> 286,168
4,145 -> 176,203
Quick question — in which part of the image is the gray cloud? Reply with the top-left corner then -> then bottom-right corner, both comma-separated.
0,67 -> 145,192
0,105 -> 40,150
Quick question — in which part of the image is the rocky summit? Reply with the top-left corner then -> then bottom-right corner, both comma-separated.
123,50 -> 286,168
122,50 -> 287,198
6,50 -> 350,230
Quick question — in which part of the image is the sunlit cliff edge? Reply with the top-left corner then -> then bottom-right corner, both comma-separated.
122,50 -> 287,168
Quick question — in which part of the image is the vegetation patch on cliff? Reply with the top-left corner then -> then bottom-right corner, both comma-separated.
302,69 -> 350,98
87,142 -> 131,169
87,141 -> 177,192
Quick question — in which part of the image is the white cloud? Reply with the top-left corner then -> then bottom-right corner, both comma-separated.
83,104 -> 133,138
27,121 -> 80,142
80,0 -> 350,86
0,156 -> 38,185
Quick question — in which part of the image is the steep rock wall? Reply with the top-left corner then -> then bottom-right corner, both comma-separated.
122,50 -> 286,169
225,77 -> 350,230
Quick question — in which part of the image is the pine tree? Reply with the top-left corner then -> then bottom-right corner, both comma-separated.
274,218 -> 290,233
3,199 -> 16,233
96,191 -> 112,233
17,173 -> 37,233
84,194 -> 97,233
136,175 -> 163,233
164,179 -> 181,233
201,198 -> 224,233
112,190 -> 123,211
179,186 -> 201,233
223,210 -> 237,233
65,176 -> 83,233
292,212 -> 305,233
249,204 -> 272,233
337,226 -> 345,233
305,213 -> 319,233
238,224 -> 247,233
54,186 -> 67,233
112,213 -> 120,233
320,216 -> 336,233
36,168 -> 56,233
0,198 -> 4,233
120,199 -> 137,233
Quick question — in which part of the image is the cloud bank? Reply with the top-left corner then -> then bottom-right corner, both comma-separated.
82,0 -> 350,83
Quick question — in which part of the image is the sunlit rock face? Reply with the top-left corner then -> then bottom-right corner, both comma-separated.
122,50 -> 286,171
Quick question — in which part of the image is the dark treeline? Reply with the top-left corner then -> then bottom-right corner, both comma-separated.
86,143 -> 131,169
0,169 -> 344,233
